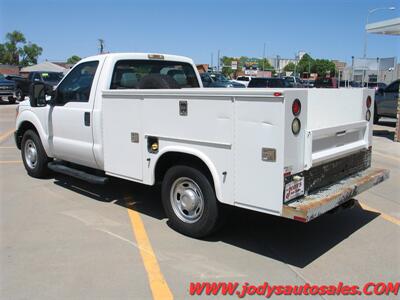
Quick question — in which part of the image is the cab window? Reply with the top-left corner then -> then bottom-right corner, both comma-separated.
385,81 -> 399,93
56,61 -> 99,104
110,60 -> 200,89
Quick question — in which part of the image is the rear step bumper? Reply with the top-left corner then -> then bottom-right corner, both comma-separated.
282,168 -> 389,222
48,161 -> 109,185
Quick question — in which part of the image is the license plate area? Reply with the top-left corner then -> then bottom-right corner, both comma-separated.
284,178 -> 304,203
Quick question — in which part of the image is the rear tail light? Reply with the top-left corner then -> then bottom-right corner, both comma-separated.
366,96 -> 371,108
292,99 -> 301,116
292,118 -> 301,135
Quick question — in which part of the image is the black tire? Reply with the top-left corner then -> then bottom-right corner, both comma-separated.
161,165 -> 219,238
8,96 -> 16,104
138,74 -> 181,89
15,88 -> 24,102
373,104 -> 379,124
21,130 -> 51,178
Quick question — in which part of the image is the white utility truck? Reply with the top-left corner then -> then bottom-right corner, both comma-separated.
15,53 -> 389,238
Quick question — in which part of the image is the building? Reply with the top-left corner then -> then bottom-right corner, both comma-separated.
196,64 -> 209,74
20,61 -> 69,76
0,64 -> 19,75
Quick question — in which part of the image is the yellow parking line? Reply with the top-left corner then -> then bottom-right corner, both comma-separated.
0,128 -> 15,143
360,203 -> 400,226
373,151 -> 400,163
0,160 -> 22,164
127,206 -> 173,300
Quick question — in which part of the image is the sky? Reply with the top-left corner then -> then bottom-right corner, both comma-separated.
0,0 -> 399,65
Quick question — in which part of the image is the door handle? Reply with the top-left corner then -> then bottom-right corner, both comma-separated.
84,112 -> 90,126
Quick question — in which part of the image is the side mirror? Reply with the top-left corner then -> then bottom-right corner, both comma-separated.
29,82 -> 52,107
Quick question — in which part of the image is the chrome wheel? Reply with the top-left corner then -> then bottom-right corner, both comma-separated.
170,177 -> 204,223
24,139 -> 38,169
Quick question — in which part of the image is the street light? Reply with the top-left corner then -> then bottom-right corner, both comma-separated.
363,6 -> 396,58
362,6 -> 396,85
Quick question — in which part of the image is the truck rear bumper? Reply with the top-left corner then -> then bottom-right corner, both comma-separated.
282,168 -> 389,222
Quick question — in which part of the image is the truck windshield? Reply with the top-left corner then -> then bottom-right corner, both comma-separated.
40,72 -> 64,82
110,60 -> 200,89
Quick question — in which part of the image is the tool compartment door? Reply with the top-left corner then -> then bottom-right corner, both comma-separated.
102,96 -> 143,181
234,97 -> 285,215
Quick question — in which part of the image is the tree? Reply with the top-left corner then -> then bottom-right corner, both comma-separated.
313,59 -> 336,77
5,31 -> 26,65
258,58 -> 274,71
0,30 -> 42,67
283,62 -> 296,72
296,53 -> 314,76
67,55 -> 81,64
20,43 -> 43,66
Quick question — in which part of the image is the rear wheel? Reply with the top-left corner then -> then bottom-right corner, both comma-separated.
161,165 -> 219,238
21,130 -> 51,178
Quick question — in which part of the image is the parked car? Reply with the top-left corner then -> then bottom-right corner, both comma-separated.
0,73 -> 16,103
211,73 -> 245,88
374,79 -> 399,123
284,76 -> 303,87
314,77 -> 338,88
248,77 -> 289,88
302,79 -> 315,88
231,76 -> 253,87
7,71 -> 64,101
365,82 -> 387,92
200,72 -> 245,88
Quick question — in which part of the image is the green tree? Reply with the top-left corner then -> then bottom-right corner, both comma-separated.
283,62 -> 296,72
221,56 -> 236,77
257,58 -> 274,71
313,59 -> 336,77
20,43 -> 43,66
0,43 -> 5,63
0,30 -> 42,67
67,55 -> 81,64
296,53 -> 314,76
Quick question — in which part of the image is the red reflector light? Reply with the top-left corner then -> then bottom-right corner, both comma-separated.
366,96 -> 371,108
293,216 -> 307,222
273,92 -> 282,97
292,99 -> 301,116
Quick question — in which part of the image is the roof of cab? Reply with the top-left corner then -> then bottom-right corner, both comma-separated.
79,52 -> 195,64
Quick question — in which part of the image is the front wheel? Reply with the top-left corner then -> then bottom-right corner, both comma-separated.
161,165 -> 219,238
21,130 -> 51,178
15,88 -> 24,102
373,104 -> 379,124
8,96 -> 16,104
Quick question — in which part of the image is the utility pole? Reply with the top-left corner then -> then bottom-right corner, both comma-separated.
217,49 -> 220,73
98,38 -> 105,54
262,43 -> 266,71
211,53 -> 213,70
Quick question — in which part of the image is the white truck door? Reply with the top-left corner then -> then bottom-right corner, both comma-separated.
49,60 -> 102,168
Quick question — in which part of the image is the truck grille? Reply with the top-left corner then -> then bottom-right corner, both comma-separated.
304,149 -> 371,194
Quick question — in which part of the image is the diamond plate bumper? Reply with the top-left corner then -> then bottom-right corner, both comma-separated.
282,168 -> 389,222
